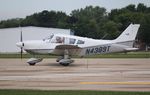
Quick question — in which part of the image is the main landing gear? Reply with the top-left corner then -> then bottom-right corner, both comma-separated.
56,50 -> 74,66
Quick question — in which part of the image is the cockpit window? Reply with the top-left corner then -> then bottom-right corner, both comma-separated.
51,36 -> 64,43
51,36 -> 76,44
56,36 -> 64,43
77,40 -> 85,44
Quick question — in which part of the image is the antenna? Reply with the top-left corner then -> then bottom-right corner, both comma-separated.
101,33 -> 108,39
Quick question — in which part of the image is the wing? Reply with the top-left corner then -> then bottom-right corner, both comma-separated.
55,45 -> 81,49
54,45 -> 82,56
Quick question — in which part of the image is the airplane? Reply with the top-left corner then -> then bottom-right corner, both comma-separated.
16,23 -> 140,66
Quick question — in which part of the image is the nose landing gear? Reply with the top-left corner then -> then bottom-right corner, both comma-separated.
27,58 -> 43,66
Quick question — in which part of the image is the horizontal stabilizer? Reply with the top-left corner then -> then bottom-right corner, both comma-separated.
124,48 -> 139,51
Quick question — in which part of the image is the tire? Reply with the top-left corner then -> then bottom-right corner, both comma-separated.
28,63 -> 36,66
59,62 -> 70,66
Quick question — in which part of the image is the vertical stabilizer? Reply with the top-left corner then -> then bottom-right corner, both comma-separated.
114,24 -> 140,47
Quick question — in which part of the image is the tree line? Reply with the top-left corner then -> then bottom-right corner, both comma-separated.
0,3 -> 150,48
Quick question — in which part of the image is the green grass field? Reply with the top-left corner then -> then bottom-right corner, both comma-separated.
0,90 -> 150,95
0,51 -> 149,58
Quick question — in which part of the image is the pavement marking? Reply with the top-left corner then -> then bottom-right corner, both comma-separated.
80,82 -> 150,85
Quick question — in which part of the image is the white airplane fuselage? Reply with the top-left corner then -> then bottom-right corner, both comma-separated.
19,37 -> 129,56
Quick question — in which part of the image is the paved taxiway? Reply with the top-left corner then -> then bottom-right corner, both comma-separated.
0,58 -> 150,91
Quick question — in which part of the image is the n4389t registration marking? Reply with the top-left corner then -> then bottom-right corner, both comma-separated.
86,46 -> 111,55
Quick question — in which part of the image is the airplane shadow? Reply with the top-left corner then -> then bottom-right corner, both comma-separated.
41,62 -> 84,67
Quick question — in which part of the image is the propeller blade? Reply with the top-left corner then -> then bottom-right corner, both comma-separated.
20,28 -> 23,42
20,26 -> 23,59
21,47 -> 23,59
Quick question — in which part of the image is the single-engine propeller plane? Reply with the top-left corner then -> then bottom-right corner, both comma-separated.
16,24 -> 140,66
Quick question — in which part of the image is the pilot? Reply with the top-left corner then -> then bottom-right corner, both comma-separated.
56,37 -> 64,43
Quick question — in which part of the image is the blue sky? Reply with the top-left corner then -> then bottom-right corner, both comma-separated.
0,0 -> 149,20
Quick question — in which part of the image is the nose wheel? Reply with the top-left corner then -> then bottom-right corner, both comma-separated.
27,58 -> 43,66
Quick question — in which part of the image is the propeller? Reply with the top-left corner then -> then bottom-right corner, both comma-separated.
16,26 -> 24,59
20,26 -> 23,59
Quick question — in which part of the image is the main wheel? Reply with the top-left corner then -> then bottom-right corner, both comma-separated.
28,63 -> 36,66
59,62 -> 70,66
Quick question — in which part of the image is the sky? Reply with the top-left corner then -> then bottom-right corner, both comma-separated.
0,0 -> 149,21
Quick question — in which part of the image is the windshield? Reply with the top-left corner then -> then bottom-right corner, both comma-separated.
43,34 -> 54,41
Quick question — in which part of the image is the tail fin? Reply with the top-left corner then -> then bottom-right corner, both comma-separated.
114,24 -> 140,47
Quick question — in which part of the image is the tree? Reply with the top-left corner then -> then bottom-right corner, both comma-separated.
0,18 -> 22,28
70,6 -> 108,39
102,21 -> 119,39
138,14 -> 150,45
137,3 -> 147,12
126,4 -> 136,12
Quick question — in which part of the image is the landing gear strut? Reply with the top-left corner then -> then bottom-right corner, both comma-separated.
56,50 -> 74,66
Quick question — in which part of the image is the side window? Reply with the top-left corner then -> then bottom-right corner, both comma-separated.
64,38 -> 76,44
69,38 -> 76,44
77,40 -> 85,44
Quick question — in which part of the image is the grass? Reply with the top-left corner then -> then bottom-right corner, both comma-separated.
0,51 -> 149,58
0,90 -> 150,95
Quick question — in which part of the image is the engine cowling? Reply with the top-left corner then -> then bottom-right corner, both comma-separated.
27,58 -> 43,65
